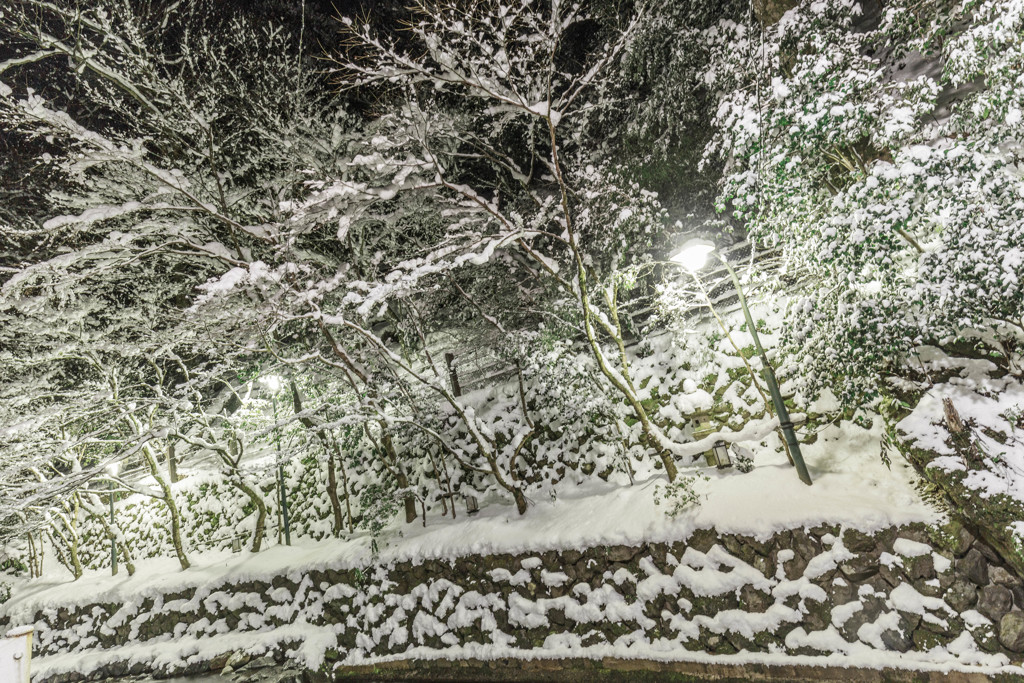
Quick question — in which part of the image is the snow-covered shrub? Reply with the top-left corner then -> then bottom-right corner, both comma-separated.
696,0 -> 1024,404
358,483 -> 401,557
734,451 -> 755,473
653,472 -> 710,517
70,455 -> 375,568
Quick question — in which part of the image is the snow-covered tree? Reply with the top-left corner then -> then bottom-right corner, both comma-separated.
0,0 -> 351,543
288,0 -> 695,480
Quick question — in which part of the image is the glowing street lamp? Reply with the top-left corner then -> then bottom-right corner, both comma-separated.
105,461 -> 120,575
670,239 -> 813,486
671,238 -> 716,273
262,375 -> 291,546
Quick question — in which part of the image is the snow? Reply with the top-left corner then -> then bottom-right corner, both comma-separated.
896,347 -> 1024,553
962,610 -> 991,628
4,420 -> 935,628
856,611 -> 902,649
831,601 -> 863,627
33,623 -> 339,678
10,460 -> 1016,683
803,540 -> 854,579
527,101 -> 562,126
5,421 -> 952,680
888,583 -> 954,618
892,538 -> 932,557
42,202 -> 153,230
540,570 -> 569,587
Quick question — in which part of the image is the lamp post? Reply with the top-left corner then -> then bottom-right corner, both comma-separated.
264,375 -> 291,546
104,462 -> 119,575
670,239 -> 813,486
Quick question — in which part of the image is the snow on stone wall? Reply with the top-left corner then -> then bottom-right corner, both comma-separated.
11,523 -> 1024,682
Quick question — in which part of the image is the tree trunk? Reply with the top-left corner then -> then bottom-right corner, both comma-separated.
427,450 -> 456,520
48,526 -> 80,579
68,496 -> 83,579
337,452 -> 355,533
580,300 -> 678,481
326,452 -> 344,536
88,499 -> 136,576
168,442 -> 179,483
276,495 -> 283,544
289,381 -> 345,535
50,501 -> 83,579
46,531 -> 68,576
164,491 -> 190,570
27,531 -> 45,577
381,428 -> 418,524
119,536 -> 135,576
143,446 -> 190,570
229,476 -> 267,552
512,487 -> 528,516
651,440 -> 679,482
27,534 -> 37,578
445,352 -> 462,397
164,490 -> 190,570
394,469 -> 418,524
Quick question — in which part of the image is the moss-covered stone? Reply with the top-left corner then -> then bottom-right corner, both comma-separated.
999,612 -> 1024,652
842,528 -> 879,553
890,430 -> 1024,581
684,528 -> 717,554
913,627 -> 952,651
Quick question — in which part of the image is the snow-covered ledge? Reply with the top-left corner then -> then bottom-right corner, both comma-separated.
7,523 -> 1024,682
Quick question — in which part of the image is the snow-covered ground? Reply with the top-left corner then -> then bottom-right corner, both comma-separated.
4,412 -> 935,621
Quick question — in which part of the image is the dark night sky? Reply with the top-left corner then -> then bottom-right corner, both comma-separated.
220,0 -> 408,51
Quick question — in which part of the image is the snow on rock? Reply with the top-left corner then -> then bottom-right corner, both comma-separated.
893,537 -> 933,558
888,583 -> 954,618
17,520 -> 1024,682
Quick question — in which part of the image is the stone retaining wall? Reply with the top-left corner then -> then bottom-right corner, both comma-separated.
7,522 -> 1024,681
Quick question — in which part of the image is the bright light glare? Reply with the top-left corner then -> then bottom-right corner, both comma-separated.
263,375 -> 283,392
105,461 -> 120,476
669,239 -> 716,273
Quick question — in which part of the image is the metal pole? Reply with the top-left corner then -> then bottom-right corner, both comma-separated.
109,480 -> 118,575
719,258 -> 813,486
272,394 -> 291,545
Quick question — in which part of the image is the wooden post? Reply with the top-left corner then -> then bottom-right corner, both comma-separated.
943,397 -> 983,468
942,397 -> 965,435
445,352 -> 462,397
0,626 -> 33,683
167,442 -> 178,483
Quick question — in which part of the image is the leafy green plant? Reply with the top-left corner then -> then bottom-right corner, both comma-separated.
1,557 -> 27,576
653,472 -> 710,517
1004,404 -> 1024,431
734,452 -> 754,474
